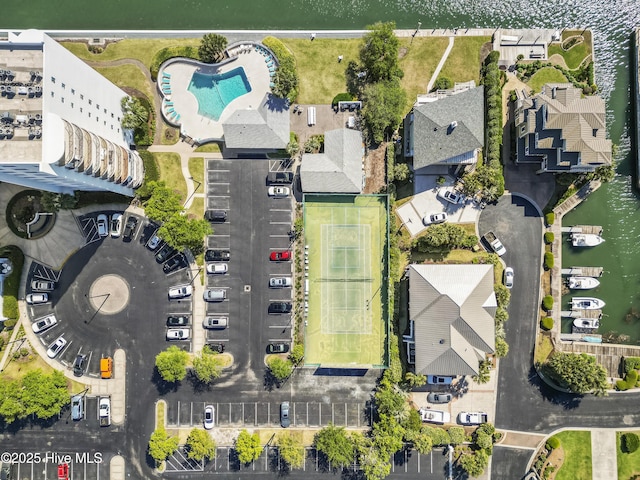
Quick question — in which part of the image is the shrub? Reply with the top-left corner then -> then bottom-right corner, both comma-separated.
617,370 -> 639,391
544,252 -> 554,270
332,92 -> 354,106
541,317 -> 554,330
150,46 -> 200,80
544,212 -> 555,226
623,433 -> 640,454
624,357 -> 640,373
544,232 -> 554,244
263,36 -> 299,101
542,295 -> 554,311
3,298 -> 18,322
546,436 -> 560,450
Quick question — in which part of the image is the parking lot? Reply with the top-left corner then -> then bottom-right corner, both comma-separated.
204,158 -> 294,370
4,458 -> 108,480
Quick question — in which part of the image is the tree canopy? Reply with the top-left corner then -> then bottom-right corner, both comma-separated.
277,433 -> 305,468
157,214 -> 212,254
543,352 -> 609,395
0,370 -> 69,423
360,79 -> 406,144
186,428 -> 216,461
148,427 -> 179,465
155,345 -> 189,383
314,423 -> 355,466
267,356 -> 293,382
121,96 -> 149,130
143,181 -> 183,223
192,349 -> 224,383
198,34 -> 228,63
235,430 -> 262,464
359,22 -> 402,83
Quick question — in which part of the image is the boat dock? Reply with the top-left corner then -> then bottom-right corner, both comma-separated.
560,225 -> 603,235
560,333 -> 602,342
561,309 -> 602,318
560,267 -> 604,277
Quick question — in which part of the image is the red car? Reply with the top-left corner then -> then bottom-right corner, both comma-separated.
270,250 -> 291,261
58,464 -> 69,480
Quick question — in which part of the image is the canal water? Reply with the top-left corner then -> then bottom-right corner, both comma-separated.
5,1 -> 640,340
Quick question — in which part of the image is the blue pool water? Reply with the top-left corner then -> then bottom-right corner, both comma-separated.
187,67 -> 252,121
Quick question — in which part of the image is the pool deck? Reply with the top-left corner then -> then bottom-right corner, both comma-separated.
159,47 -> 274,143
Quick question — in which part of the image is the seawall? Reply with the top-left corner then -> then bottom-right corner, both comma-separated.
634,28 -> 640,188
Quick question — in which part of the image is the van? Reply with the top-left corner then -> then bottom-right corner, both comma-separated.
203,288 -> 226,302
71,394 -> 84,421
205,210 -> 227,222
100,356 -> 113,379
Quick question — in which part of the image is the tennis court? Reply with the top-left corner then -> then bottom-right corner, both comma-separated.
303,195 -> 388,367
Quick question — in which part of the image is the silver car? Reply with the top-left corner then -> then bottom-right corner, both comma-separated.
269,277 -> 292,288
32,315 -> 57,334
26,293 -> 49,304
504,267 -> 514,289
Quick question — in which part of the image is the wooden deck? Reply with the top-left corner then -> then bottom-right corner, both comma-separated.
561,342 -> 640,378
561,267 -> 604,277
560,309 -> 602,318
561,225 -> 603,235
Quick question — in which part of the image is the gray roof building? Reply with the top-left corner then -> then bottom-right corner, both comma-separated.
300,129 -> 364,193
404,87 -> 484,171
222,93 -> 289,150
515,83 -> 612,173
409,264 -> 496,377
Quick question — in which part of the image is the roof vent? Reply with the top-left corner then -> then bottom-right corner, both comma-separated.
450,121 -> 458,129
439,339 -> 445,345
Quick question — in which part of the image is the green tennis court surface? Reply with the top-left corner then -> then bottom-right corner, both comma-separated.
304,195 -> 388,367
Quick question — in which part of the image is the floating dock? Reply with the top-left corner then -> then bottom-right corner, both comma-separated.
561,309 -> 602,319
561,225 -> 603,235
560,267 -> 604,277
560,333 -> 602,343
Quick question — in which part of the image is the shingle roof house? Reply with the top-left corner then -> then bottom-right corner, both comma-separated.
222,93 -> 289,150
404,87 -> 485,172
515,83 -> 612,172
300,128 -> 364,193
409,264 -> 496,377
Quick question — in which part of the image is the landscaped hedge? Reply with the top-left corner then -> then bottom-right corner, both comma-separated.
544,252 -> 554,270
625,357 -> 640,373
0,245 -> 24,322
616,370 -> 639,391
150,46 -> 200,81
544,212 -> 555,226
622,433 -> 640,454
262,36 -> 299,101
541,317 -> 554,330
332,92 -> 354,106
544,232 -> 554,244
542,296 -> 554,311
546,436 -> 560,450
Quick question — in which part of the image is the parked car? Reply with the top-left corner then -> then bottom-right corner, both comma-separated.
267,343 -> 289,354
270,250 -> 291,261
203,317 -> 228,329
167,315 -> 189,327
268,302 -> 292,314
458,412 -> 489,425
31,314 -> 57,333
31,280 -> 55,291
267,171 -> 294,184
166,328 -> 190,340
269,277 -> 292,288
73,354 -> 87,377
504,267 -> 514,289
204,210 -> 227,222
163,254 -> 184,274
427,392 -> 453,404
71,394 -> 84,421
26,293 -> 48,304
110,213 -> 123,237
422,212 -> 448,226
123,216 -> 138,241
280,401 -> 290,428
97,214 -> 108,237
147,233 -> 162,250
206,263 -> 228,274
205,249 -> 230,262
46,335 -> 67,358
204,405 -> 215,430
155,244 -> 176,263
268,186 -> 290,198
427,375 -> 454,385
203,289 -> 226,302
438,188 -> 463,205
207,343 -> 225,353
168,285 -> 192,299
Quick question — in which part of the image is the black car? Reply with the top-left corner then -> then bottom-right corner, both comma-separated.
207,343 -> 225,353
267,343 -> 289,354
155,244 -> 176,263
72,354 -> 87,377
205,249 -> 230,262
123,216 -> 138,241
167,315 -> 189,327
163,254 -> 184,274
268,302 -> 293,314
267,171 -> 294,185
204,210 -> 227,222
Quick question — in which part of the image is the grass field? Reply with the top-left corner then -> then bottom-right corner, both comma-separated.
555,430 -> 592,480
154,152 -> 187,200
528,67 -> 568,93
548,30 -> 592,70
618,431 -> 640,479
95,64 -> 154,101
304,195 -> 388,367
438,36 -> 491,87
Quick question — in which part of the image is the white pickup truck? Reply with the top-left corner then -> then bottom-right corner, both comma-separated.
483,232 -> 506,256
458,411 -> 488,425
99,397 -> 111,427
419,408 -> 451,424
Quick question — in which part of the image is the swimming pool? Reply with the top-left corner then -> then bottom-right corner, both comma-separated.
187,67 -> 252,121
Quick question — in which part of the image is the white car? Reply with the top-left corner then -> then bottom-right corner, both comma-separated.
168,285 -> 193,299
110,213 -> 123,238
269,277 -> 292,288
438,188 -> 463,205
427,375 -> 454,385
46,335 -> 67,358
204,405 -> 215,429
32,315 -> 57,334
423,212 -> 448,226
166,328 -> 190,340
147,233 -> 162,250
504,267 -> 514,289
97,214 -> 108,237
31,280 -> 55,291
206,263 -> 228,274
268,186 -> 290,198
26,293 -> 49,304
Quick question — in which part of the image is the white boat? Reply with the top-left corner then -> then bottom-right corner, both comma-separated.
571,297 -> 606,310
571,233 -> 605,247
573,318 -> 600,329
568,276 -> 600,290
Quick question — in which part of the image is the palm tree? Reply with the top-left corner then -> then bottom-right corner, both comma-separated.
199,34 -> 228,63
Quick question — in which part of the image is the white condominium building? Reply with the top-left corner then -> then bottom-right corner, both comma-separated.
0,30 -> 144,196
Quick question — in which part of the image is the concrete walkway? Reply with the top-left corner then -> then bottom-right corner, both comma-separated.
591,429 -> 617,480
426,35 -> 455,92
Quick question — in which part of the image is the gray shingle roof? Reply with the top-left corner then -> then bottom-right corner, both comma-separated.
409,264 -> 496,377
222,93 -> 289,149
411,87 -> 485,170
300,129 -> 364,193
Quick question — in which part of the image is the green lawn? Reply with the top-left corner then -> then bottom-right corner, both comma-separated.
528,67 -> 568,93
194,143 -> 221,153
438,36 -> 490,87
95,64 -> 154,101
281,38 -> 361,104
154,152 -> 187,201
618,431 -> 640,479
61,38 -> 201,69
188,157 -> 204,185
186,197 -> 204,220
548,30 -> 592,70
555,431 -> 592,480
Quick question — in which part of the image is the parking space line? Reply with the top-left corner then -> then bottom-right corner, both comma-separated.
207,182 -> 230,185
269,209 -> 291,212
270,234 -> 290,238
208,195 -> 230,198
268,325 -> 291,329
269,221 -> 291,225
208,169 -> 230,172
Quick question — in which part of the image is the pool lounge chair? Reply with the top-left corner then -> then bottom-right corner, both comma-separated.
269,82 -> 275,88
269,67 -> 276,73
163,72 -> 171,78
265,56 -> 272,63
175,114 -> 180,122
166,107 -> 175,114
266,62 -> 273,68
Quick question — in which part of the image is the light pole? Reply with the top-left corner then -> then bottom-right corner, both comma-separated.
85,292 -> 110,324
